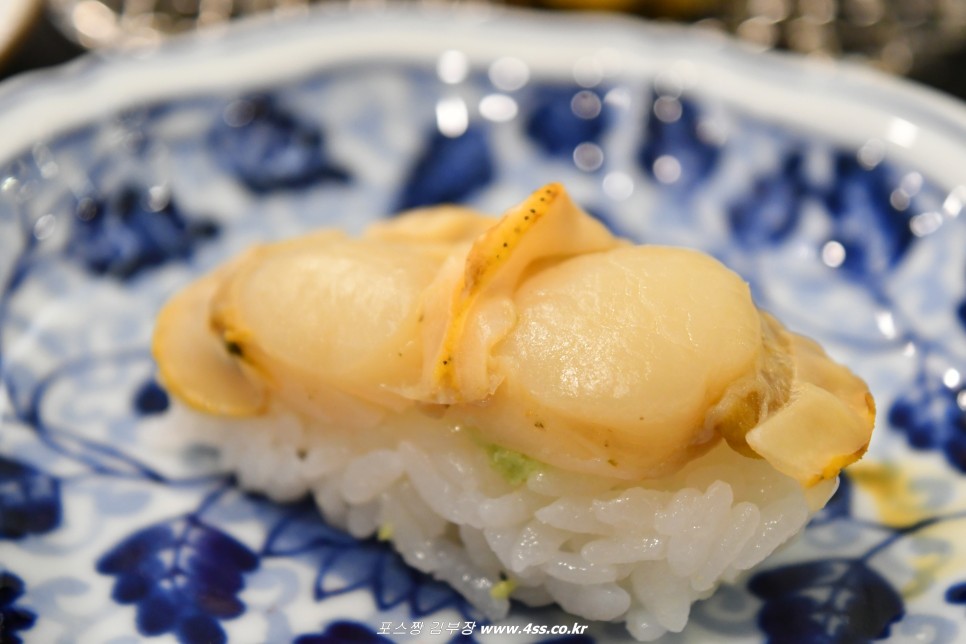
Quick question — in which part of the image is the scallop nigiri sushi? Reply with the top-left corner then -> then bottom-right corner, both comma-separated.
152,184 -> 875,641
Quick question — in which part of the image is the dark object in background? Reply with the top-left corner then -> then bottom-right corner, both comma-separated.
0,12 -> 84,82
913,44 -> 966,104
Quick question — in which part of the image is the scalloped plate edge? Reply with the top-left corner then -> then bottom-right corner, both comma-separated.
0,5 -> 965,189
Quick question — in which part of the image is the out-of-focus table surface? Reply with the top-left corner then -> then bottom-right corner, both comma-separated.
1,5 -> 965,101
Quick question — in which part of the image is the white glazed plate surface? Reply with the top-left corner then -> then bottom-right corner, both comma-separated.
2,8 -> 966,643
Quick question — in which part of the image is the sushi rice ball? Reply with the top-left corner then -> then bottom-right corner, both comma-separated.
152,184 -> 875,641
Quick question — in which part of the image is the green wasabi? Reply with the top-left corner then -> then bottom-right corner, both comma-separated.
484,443 -> 541,485
377,523 -> 394,541
490,578 -> 517,600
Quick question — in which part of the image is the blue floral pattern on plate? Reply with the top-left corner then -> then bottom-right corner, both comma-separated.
208,94 -> 350,194
0,456 -> 61,539
1,10 -> 966,643
96,492 -> 260,643
0,570 -> 36,643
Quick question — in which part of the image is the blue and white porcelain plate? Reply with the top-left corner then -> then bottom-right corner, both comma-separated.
2,7 -> 966,643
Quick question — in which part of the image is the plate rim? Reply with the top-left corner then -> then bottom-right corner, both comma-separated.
0,5 -> 964,189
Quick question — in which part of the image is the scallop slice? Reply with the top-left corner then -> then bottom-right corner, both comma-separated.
469,240 -> 874,484
703,312 -> 794,459
743,332 -> 876,486
210,231 -> 446,423
420,183 -> 621,403
151,209 -> 503,424
463,245 -> 764,479
152,256 -> 268,417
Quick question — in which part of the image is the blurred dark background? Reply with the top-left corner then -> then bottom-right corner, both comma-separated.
2,12 -> 84,83
1,1 -> 965,102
